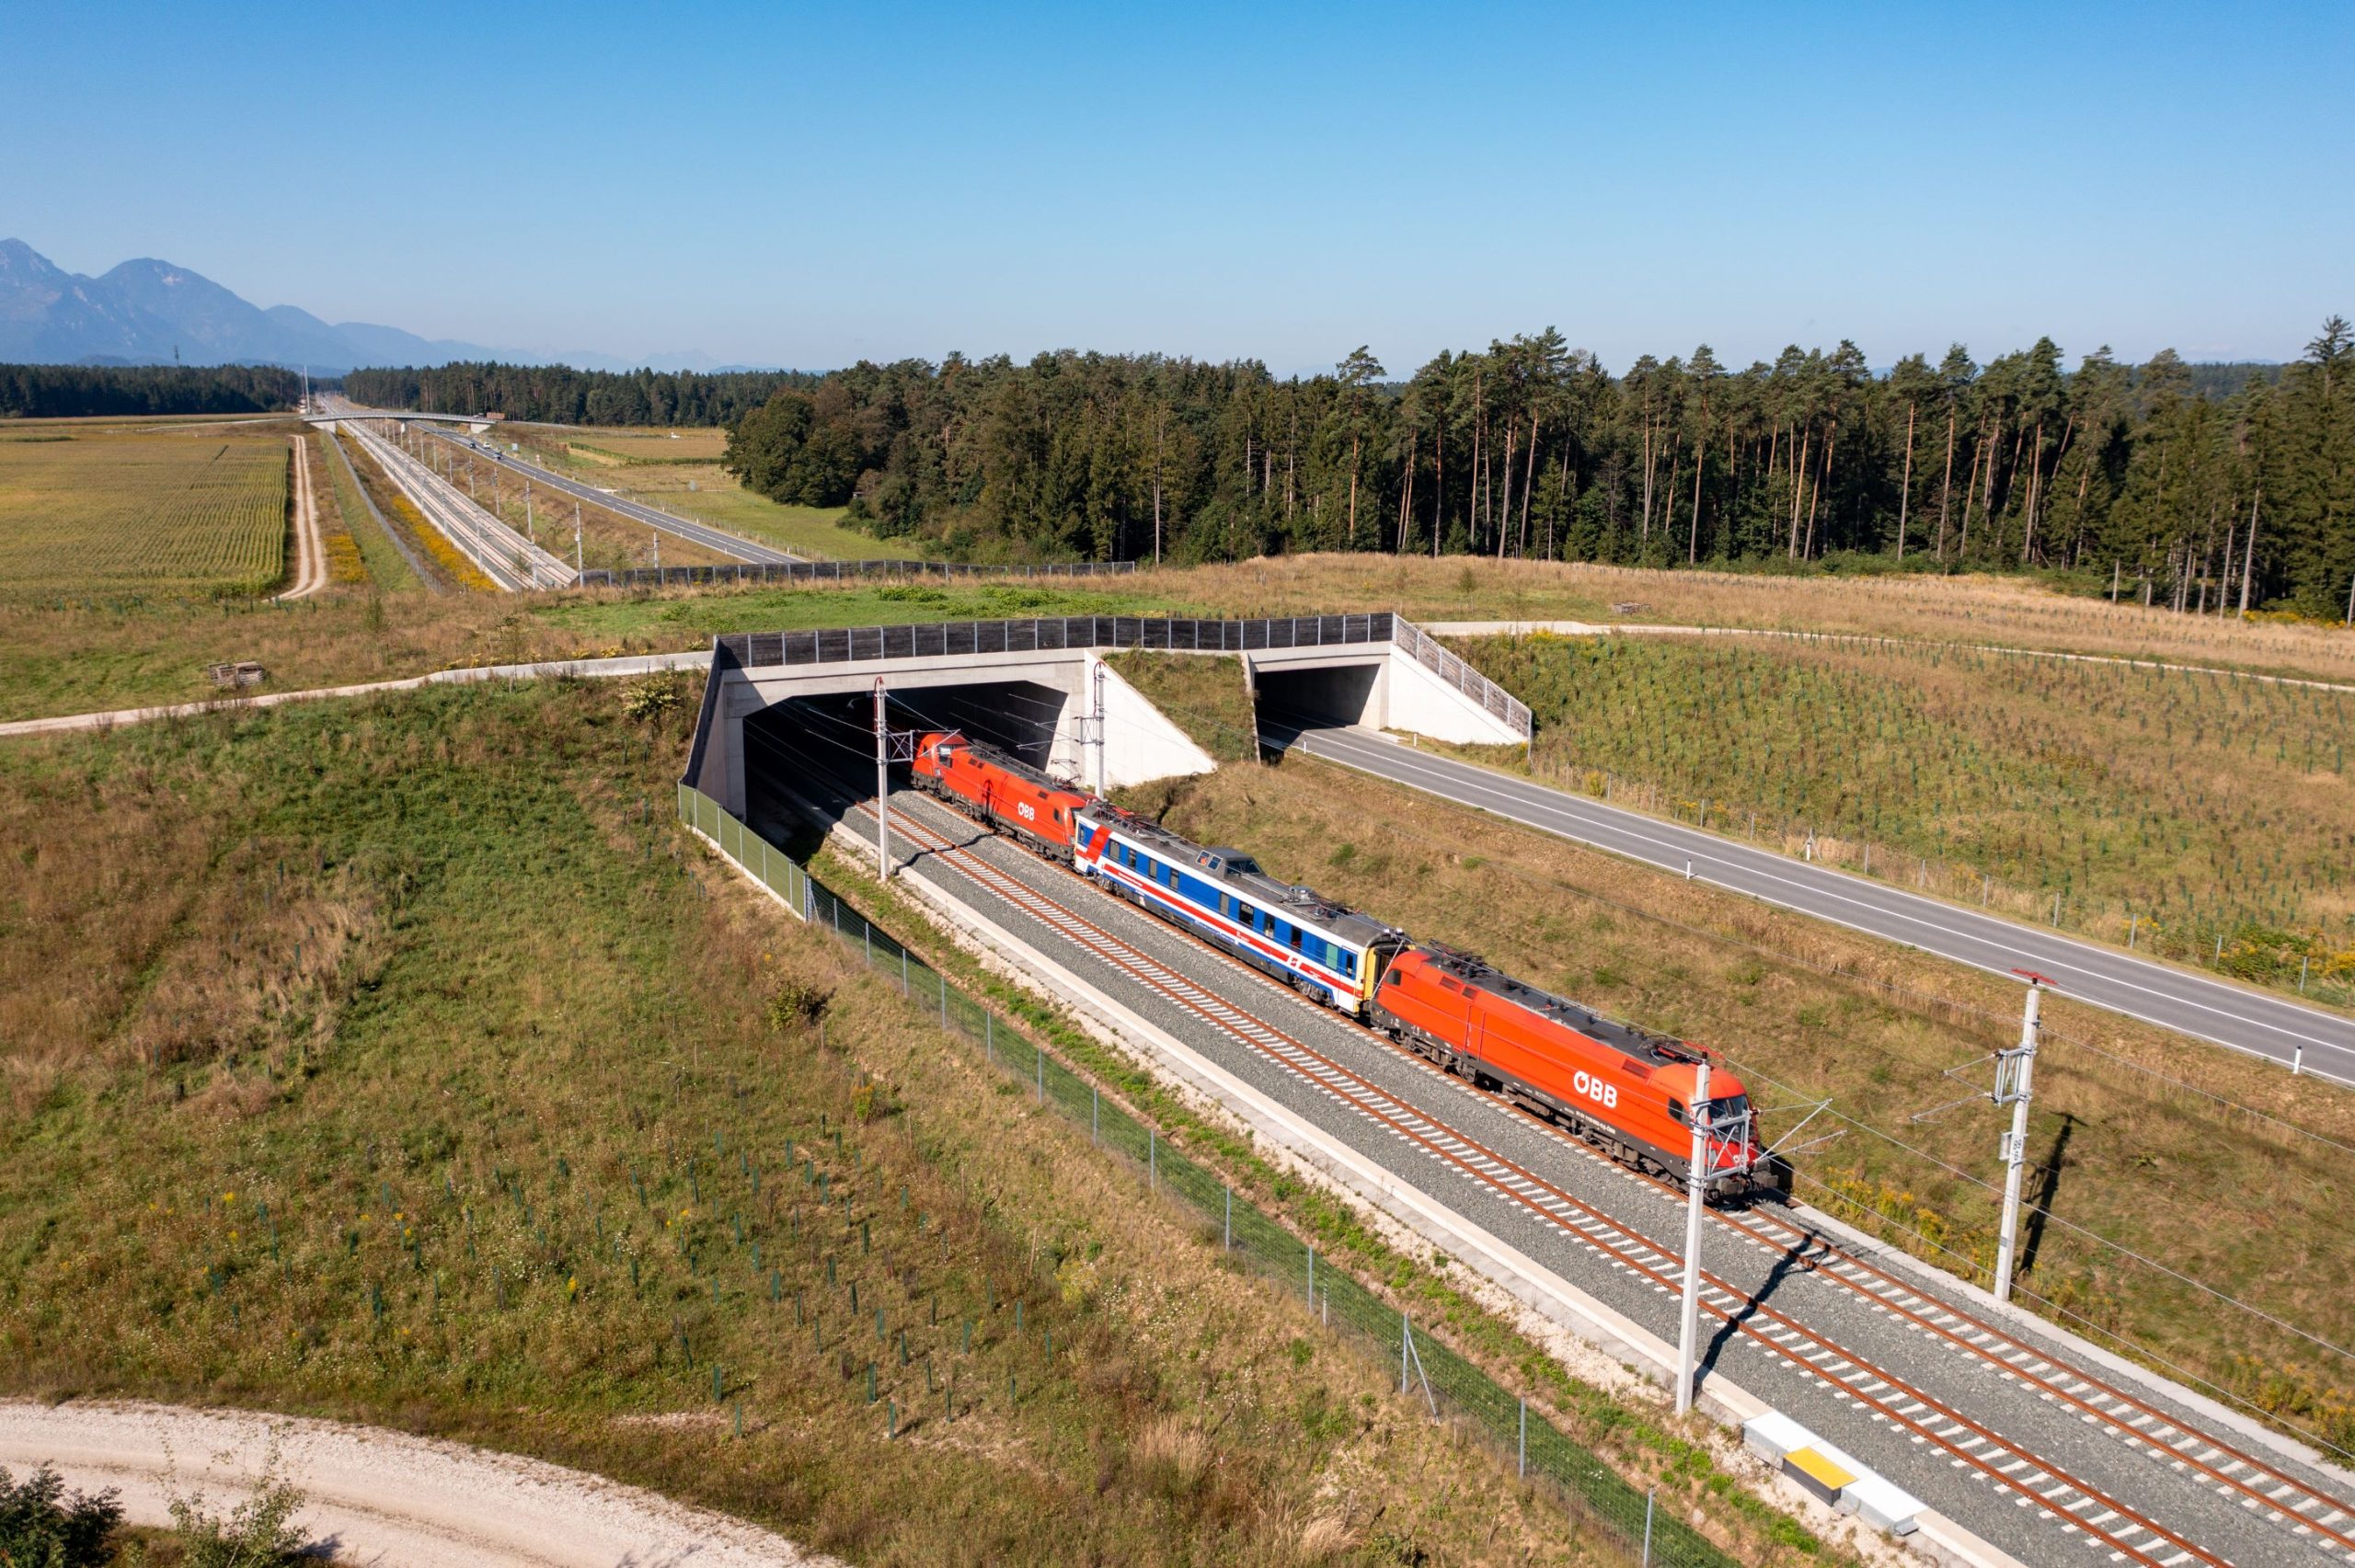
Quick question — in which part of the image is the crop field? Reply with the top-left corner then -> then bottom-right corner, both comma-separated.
1120,752 -> 2355,1461
1457,634 -> 2355,1001
0,431 -> 288,599
0,681 -> 1805,1565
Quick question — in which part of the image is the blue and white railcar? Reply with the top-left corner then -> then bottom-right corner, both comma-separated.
1072,806 -> 1404,1017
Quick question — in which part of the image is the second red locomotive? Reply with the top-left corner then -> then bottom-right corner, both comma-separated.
911,730 -> 1092,861
1373,944 -> 1787,1198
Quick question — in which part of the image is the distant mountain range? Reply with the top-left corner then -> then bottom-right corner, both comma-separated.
0,240 -> 753,375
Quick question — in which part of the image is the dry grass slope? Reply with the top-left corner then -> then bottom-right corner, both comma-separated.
0,682 -> 1765,1566
1459,632 -> 2355,997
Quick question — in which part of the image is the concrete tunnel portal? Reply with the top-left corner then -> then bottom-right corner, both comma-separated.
741,679 -> 1078,837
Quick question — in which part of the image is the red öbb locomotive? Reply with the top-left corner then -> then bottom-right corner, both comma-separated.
911,731 -> 1092,861
905,729 -> 1786,1200
1373,945 -> 1788,1199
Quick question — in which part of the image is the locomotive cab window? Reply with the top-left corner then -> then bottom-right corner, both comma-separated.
1667,1099 -> 1686,1124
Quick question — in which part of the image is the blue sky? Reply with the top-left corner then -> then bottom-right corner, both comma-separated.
3,2 -> 2349,373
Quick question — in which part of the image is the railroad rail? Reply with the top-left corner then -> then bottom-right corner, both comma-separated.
842,789 -> 2295,1568
339,419 -> 575,591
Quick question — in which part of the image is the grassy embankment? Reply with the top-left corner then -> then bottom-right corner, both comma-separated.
0,680 -> 1795,1566
1454,634 -> 2355,1001
1100,651 -> 1261,763
0,574 -> 1197,724
316,429 -> 425,594
303,431 -> 368,589
1105,716 -> 2355,1461
494,422 -> 913,561
335,431 -> 494,593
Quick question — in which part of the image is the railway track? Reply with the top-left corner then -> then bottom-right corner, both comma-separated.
340,419 -> 574,591
830,783 -> 2355,1567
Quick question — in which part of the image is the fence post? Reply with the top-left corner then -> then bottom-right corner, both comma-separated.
1149,1128 -> 1156,1190
1224,1184 -> 1232,1250
1399,1310 -> 1409,1394
1518,1398 -> 1526,1479
902,947 -> 909,995
1306,1243 -> 1315,1304
1036,1048 -> 1043,1104
986,1012 -> 994,1063
1091,1085 -> 1099,1144
1641,1487 -> 1656,1566
939,978 -> 947,1026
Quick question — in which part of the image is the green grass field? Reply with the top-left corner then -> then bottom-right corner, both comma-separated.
0,681 -> 1808,1565
0,431 -> 288,599
1458,634 -> 2355,1000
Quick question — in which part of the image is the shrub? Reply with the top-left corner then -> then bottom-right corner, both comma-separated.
763,979 -> 831,1033
0,1464 -> 123,1568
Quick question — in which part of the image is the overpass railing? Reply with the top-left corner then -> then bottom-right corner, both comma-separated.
717,612 -> 1396,669
579,559 -> 1138,589
713,611 -> 1530,740
1396,618 -> 1534,737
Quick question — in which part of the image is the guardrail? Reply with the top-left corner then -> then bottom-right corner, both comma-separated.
580,559 -> 1139,589
675,780 -> 1734,1567
1396,616 -> 1535,736
707,611 -> 1532,741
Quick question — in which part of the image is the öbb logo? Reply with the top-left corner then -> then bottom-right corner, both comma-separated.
1571,1070 -> 1618,1109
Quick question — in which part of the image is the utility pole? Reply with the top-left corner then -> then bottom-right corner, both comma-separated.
1092,658 -> 1108,795
1674,1057 -> 1710,1415
1992,972 -> 2049,1305
873,677 -> 891,883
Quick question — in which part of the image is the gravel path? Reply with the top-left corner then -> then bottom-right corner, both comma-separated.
0,1399 -> 836,1567
0,650 -> 712,739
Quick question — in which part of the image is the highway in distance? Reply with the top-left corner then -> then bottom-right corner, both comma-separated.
421,426 -> 800,567
1270,719 -> 2355,1084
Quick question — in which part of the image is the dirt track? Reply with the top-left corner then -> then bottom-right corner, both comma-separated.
0,1399 -> 835,1566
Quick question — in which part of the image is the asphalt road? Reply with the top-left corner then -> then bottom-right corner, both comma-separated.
1271,720 -> 2355,1085
755,742 -> 2355,1568
423,427 -> 799,566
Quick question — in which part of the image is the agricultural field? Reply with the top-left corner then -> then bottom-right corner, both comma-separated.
0,430 -> 289,600
0,681 -> 1809,1565
1119,750 -> 2355,1462
1458,634 -> 2355,1001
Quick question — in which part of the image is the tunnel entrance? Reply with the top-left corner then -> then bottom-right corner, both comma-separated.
739,679 -> 1078,846
1251,661 -> 1381,747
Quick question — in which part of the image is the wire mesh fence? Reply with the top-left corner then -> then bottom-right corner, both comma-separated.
679,783 -> 1742,1567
